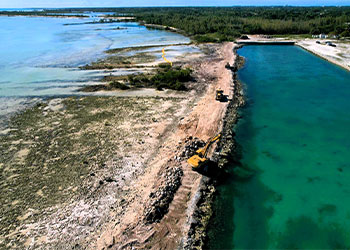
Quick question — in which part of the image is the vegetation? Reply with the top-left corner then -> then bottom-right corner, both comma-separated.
0,11 -> 87,18
0,95 -> 184,248
113,7 -> 350,41
128,64 -> 192,91
80,64 -> 192,92
80,81 -> 130,92
4,7 -> 350,41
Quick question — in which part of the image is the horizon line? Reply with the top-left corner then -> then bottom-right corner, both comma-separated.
1,5 -> 350,9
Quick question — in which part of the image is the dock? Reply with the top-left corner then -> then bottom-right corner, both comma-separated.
236,40 -> 295,45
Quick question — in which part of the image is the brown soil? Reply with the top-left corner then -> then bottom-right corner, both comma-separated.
0,42 -> 236,250
94,42 -> 237,250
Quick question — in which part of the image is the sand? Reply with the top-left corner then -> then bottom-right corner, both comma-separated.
237,35 -> 350,71
93,42 -> 236,250
297,39 -> 350,71
0,42 -> 236,249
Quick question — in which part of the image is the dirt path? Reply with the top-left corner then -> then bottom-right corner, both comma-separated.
94,42 -> 236,250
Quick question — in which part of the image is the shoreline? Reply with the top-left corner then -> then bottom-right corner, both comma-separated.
91,34 -> 349,249
92,42 -> 238,249
0,16 -> 200,247
182,46 -> 246,249
0,41 -> 237,249
194,40 -> 350,248
296,41 -> 350,72
3,14 -> 350,247
0,14 -> 88,19
237,35 -> 350,72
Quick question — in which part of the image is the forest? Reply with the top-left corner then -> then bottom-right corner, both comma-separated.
113,7 -> 350,42
2,7 -> 350,42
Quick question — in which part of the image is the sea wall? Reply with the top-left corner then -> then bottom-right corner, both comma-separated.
237,41 -> 295,45
296,42 -> 350,72
181,46 -> 246,249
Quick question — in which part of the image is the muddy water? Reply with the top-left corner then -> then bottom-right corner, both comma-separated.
208,45 -> 350,249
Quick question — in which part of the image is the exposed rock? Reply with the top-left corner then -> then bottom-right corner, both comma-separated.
182,46 -> 247,250
180,137 -> 205,159
143,161 -> 184,224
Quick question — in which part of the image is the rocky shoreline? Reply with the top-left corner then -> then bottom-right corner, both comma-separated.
1,41 -> 242,249
182,46 -> 246,250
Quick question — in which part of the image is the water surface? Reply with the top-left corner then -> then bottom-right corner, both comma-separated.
0,15 -> 189,98
0,14 -> 191,120
208,45 -> 350,249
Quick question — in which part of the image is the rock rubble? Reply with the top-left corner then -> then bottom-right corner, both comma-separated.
144,162 -> 183,224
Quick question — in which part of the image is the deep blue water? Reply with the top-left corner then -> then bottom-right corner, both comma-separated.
208,45 -> 350,249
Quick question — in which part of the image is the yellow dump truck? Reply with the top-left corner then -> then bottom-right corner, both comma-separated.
216,89 -> 224,101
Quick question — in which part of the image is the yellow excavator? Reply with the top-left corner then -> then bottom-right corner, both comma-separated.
187,134 -> 221,170
216,89 -> 224,101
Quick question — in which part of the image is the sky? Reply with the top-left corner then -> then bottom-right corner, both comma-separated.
0,0 -> 349,8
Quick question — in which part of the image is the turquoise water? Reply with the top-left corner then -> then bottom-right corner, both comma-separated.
0,14 -> 190,120
208,45 -> 350,249
0,15 -> 189,97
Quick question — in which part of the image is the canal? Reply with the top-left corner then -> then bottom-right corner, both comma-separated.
208,45 -> 350,249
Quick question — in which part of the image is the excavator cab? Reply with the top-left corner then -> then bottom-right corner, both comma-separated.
216,89 -> 224,101
187,154 -> 207,169
187,134 -> 221,170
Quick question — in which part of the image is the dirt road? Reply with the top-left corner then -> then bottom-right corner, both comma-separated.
95,42 -> 237,250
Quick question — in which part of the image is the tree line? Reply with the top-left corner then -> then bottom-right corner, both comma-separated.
113,7 -> 350,42
2,7 -> 350,42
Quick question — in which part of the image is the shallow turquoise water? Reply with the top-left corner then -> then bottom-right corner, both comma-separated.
0,15 -> 189,97
208,45 -> 350,249
0,14 -> 191,120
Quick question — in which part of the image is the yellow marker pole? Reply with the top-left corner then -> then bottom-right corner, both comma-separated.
162,48 -> 173,67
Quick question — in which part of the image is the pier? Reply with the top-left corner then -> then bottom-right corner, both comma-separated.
236,40 -> 295,45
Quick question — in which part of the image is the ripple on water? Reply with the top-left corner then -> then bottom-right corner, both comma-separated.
208,45 -> 350,249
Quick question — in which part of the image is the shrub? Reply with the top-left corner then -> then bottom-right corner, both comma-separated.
158,63 -> 172,69
110,81 -> 130,90
194,35 -> 218,43
127,66 -> 192,91
151,67 -> 192,85
340,30 -> 350,37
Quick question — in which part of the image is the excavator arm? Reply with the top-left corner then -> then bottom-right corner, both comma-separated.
196,134 -> 221,157
187,134 -> 221,169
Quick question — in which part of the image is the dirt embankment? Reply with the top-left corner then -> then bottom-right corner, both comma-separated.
94,42 -> 238,250
0,42 -> 237,250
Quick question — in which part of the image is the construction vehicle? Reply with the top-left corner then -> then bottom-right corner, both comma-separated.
187,134 -> 221,170
216,89 -> 224,101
